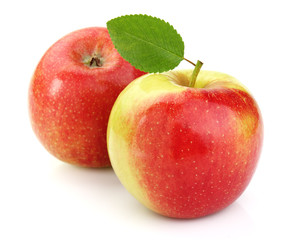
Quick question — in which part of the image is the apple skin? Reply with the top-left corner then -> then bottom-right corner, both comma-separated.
29,27 -> 145,168
107,70 -> 263,218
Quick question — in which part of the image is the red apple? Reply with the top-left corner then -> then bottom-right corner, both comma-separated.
107,70 -> 263,218
29,27 -> 145,167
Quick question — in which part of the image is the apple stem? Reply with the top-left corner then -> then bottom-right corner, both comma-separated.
89,56 -> 102,67
188,60 -> 203,88
83,53 -> 103,68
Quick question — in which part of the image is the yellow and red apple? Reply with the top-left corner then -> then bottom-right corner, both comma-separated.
29,27 -> 145,167
107,70 -> 263,218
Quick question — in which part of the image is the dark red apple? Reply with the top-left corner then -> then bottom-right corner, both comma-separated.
29,27 -> 145,167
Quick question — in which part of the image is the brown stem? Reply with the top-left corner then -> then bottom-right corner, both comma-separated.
183,58 -> 196,66
89,56 -> 102,67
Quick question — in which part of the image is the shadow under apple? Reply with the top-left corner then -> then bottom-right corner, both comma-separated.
50,162 -> 254,237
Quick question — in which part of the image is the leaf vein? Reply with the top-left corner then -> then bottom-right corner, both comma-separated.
121,30 -> 183,59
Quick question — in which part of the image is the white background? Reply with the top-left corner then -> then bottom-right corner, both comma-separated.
1,0 -> 299,239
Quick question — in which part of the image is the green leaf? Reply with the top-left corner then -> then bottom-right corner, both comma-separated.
107,14 -> 185,73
